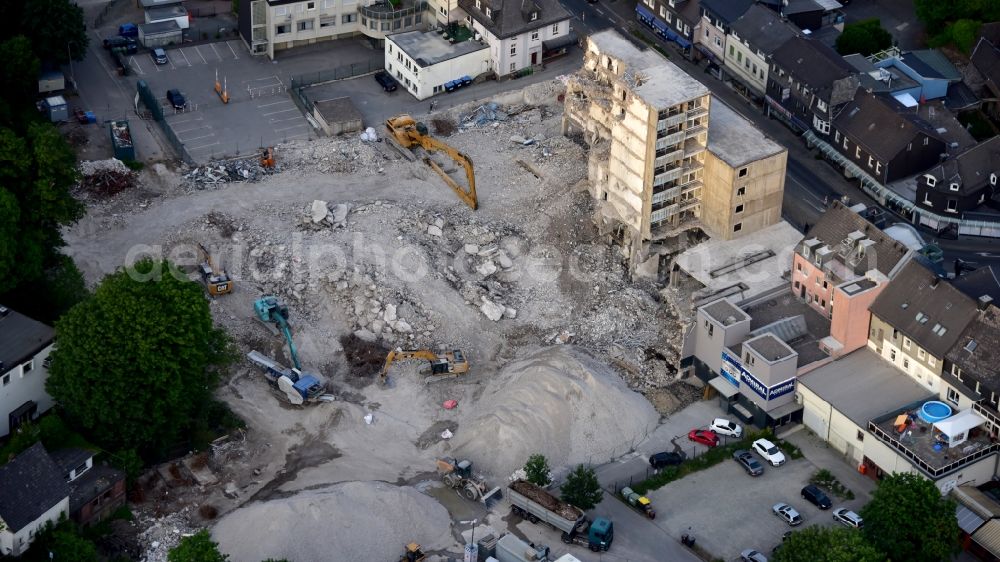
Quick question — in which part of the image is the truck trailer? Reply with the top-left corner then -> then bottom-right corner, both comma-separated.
507,480 -> 613,552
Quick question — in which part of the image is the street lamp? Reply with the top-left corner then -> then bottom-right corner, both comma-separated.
459,518 -> 478,562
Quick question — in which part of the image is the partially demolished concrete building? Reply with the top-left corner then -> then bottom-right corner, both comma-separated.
563,29 -> 787,277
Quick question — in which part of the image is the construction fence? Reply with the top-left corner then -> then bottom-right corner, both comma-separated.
136,79 -> 195,165
288,60 -> 384,135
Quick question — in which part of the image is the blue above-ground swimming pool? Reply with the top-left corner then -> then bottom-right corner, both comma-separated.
919,400 -> 953,423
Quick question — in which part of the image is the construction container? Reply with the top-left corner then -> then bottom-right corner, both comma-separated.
43,96 -> 68,122
109,120 -> 135,161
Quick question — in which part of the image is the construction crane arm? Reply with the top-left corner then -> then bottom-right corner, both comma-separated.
278,319 -> 301,371
419,136 -> 478,211
379,349 -> 441,384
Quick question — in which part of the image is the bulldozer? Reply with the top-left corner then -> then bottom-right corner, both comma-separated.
378,348 -> 469,385
196,243 -> 232,296
437,457 -> 502,504
384,114 -> 478,210
399,543 -> 426,562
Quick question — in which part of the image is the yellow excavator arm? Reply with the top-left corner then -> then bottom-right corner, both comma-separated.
385,114 -> 478,210
378,348 -> 469,385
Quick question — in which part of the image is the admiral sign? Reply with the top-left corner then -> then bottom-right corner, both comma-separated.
740,369 -> 797,401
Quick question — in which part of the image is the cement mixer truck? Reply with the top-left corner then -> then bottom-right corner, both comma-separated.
507,480 -> 614,552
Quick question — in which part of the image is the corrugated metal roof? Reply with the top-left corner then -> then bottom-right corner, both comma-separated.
953,485 -> 1000,519
973,519 -> 1000,556
956,504 -> 986,534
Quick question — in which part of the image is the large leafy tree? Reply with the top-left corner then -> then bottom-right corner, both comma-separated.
19,0 -> 88,64
836,19 -> 893,56
860,472 -> 960,561
0,123 -> 84,294
560,464 -> 603,511
168,530 -> 229,562
524,454 -> 552,487
0,37 -> 40,109
773,526 -> 882,562
47,260 -> 232,455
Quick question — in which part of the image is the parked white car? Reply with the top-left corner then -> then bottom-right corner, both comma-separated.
752,438 -> 786,466
710,418 -> 743,438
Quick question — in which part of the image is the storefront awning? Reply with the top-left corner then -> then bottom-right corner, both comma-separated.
654,19 -> 671,35
635,4 -> 654,21
768,400 -> 804,420
673,35 -> 692,49
708,376 -> 740,399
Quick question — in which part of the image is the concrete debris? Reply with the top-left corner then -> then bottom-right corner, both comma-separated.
183,154 -> 276,188
427,224 -> 443,237
136,511 -> 199,562
78,159 -> 138,196
476,260 -> 498,277
480,297 -> 505,322
354,329 -> 377,342
359,126 -> 379,142
310,200 -> 329,223
464,243 -> 480,255
460,102 -> 508,126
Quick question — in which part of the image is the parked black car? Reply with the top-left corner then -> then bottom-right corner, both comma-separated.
801,484 -> 832,509
374,71 -> 398,92
103,36 -> 138,54
649,451 -> 685,469
166,89 -> 186,110
733,450 -> 764,476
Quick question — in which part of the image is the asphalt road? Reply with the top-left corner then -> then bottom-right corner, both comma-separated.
558,0 -> 1000,270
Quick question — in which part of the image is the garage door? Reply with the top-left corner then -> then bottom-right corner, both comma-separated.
802,396 -> 829,439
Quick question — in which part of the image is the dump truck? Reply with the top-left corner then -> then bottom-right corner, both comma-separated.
109,120 -> 135,161
620,486 -> 655,519
495,533 -> 549,562
507,480 -> 614,552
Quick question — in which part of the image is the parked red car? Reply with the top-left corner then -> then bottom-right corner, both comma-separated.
688,429 -> 720,447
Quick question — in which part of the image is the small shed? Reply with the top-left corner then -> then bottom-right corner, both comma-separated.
138,20 -> 182,48
43,96 -> 68,122
313,97 -> 363,136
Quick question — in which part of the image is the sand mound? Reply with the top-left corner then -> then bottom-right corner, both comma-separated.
212,481 -> 453,561
452,346 -> 658,477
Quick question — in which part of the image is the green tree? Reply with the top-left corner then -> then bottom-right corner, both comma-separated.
48,529 -> 99,562
524,454 -> 552,487
772,526 -> 882,562
169,530 -> 229,562
0,37 -> 40,106
560,464 -> 603,511
860,472 -> 960,561
19,0 -> 88,63
836,19 -> 893,56
46,260 -> 232,455
0,123 -> 83,294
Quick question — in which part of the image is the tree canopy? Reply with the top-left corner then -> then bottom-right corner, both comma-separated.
168,530 -> 229,562
916,0 -> 1000,53
772,526 -> 883,562
46,260 -> 232,456
524,454 -> 552,487
860,472 -> 960,561
560,465 -> 603,511
18,0 -> 88,64
836,19 -> 894,56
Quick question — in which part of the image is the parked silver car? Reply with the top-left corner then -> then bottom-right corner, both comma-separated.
772,502 -> 803,526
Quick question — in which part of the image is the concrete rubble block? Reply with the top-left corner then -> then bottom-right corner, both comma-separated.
395,320 -> 413,333
478,245 -> 499,257
331,203 -> 349,224
504,307 -> 517,319
354,329 -> 377,343
434,218 -> 445,229
477,260 -> 498,277
480,297 -> 504,322
383,303 -> 397,322
496,251 -> 514,269
371,319 -> 385,334
427,225 -> 443,237
397,302 -> 415,319
311,200 -> 329,224
464,243 -> 480,255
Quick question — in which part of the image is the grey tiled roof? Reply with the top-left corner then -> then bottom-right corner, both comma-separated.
0,307 -> 54,374
946,305 -> 1000,392
870,260 -> 978,358
803,200 -> 910,278
0,443 -> 69,533
923,136 -> 1000,196
771,37 -> 855,95
700,0 -> 753,23
458,0 -> 570,40
833,88 -> 941,163
730,4 -> 800,55
971,36 -> 1000,97
953,265 -> 1000,305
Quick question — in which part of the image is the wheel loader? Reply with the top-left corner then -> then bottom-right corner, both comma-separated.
437,457 -> 502,504
384,114 -> 478,210
399,543 -> 426,562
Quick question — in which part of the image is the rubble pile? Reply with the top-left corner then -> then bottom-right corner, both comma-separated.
78,158 -> 138,196
135,510 -> 199,562
183,154 -> 277,188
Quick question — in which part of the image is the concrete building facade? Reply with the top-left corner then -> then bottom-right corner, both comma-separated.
724,4 -> 798,100
385,30 -> 490,99
701,100 -> 786,240
458,0 -> 572,77
0,307 -> 55,438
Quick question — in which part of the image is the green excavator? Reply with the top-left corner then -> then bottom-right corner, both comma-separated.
253,295 -> 301,370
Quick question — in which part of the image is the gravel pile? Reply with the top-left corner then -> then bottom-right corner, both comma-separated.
211,481 -> 454,561
452,346 -> 659,478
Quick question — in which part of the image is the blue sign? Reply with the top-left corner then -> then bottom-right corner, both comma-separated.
740,370 -> 768,399
767,377 -> 797,401
739,368 -> 798,401
721,350 -> 747,388
719,363 -> 740,388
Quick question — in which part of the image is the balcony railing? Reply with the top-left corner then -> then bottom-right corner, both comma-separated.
685,124 -> 707,138
652,186 -> 681,205
657,112 -> 687,130
686,105 -> 708,118
655,131 -> 685,150
653,166 -> 684,187
360,0 -> 427,21
684,141 -> 706,158
654,149 -> 684,168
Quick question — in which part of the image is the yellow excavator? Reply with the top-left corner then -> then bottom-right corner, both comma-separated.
379,348 -> 469,385
197,243 -> 233,296
384,114 -> 478,210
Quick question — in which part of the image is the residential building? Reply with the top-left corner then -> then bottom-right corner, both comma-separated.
0,306 -> 55,438
773,0 -> 834,32
695,0 -> 752,67
916,137 -> 1000,218
385,30 -> 490,99
458,0 -> 572,77
872,48 -> 963,102
641,0 -> 700,55
49,449 -> 127,526
238,0 -> 427,58
969,28 -> 1000,119
0,443 -> 70,556
867,260 -> 978,394
942,300 -> 1000,436
831,88 -> 946,185
844,53 -> 921,98
791,200 -> 910,321
766,36 -> 859,135
724,4 -> 799,101
701,100 -> 786,240
954,265 -> 1000,305
562,30 -> 710,261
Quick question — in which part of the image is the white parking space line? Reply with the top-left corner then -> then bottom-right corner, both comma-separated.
188,141 -> 221,151
274,123 -> 308,132
262,108 -> 298,117
128,56 -> 146,76
173,123 -> 210,134
177,48 -> 192,67
227,41 -> 240,59
257,99 -> 291,108
270,116 -> 303,124
283,132 -> 310,141
210,43 -> 224,61
191,46 -> 207,65
181,133 -> 216,142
